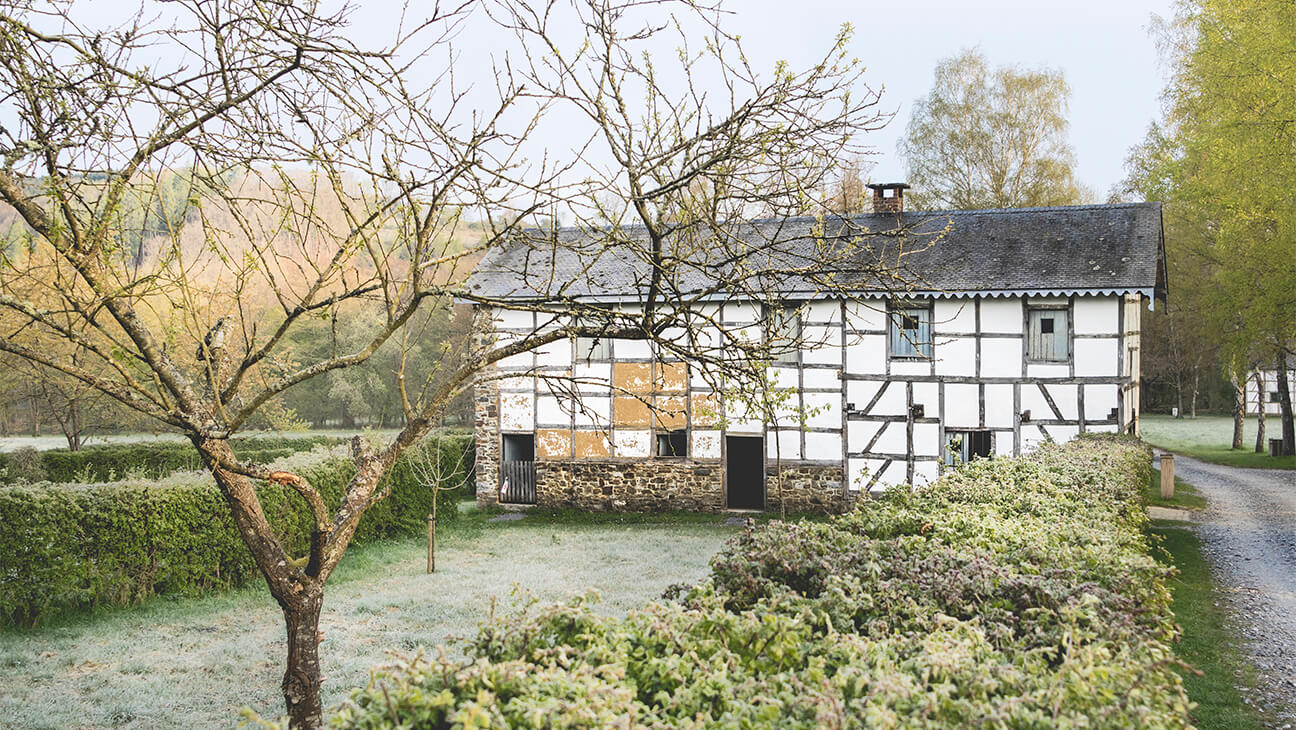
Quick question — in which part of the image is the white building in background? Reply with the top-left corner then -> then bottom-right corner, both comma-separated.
469,185 -> 1168,512
1247,357 -> 1296,416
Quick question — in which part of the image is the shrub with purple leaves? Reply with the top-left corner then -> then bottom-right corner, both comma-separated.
330,435 -> 1193,728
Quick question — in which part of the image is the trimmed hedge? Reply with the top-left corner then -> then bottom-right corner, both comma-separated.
0,434 -> 473,627
0,435 -> 338,484
331,436 -> 1194,728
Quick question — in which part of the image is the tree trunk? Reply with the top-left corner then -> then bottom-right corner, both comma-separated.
1231,371 -> 1245,449
1277,355 -> 1294,456
1255,371 -> 1267,453
1190,371 -> 1200,418
1174,371 -> 1184,418
282,592 -> 325,730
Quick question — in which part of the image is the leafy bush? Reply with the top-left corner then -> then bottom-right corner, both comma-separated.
0,434 -> 473,627
0,446 -> 46,483
0,435 -> 339,484
330,436 -> 1194,728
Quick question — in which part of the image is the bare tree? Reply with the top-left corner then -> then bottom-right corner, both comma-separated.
0,1 -> 903,726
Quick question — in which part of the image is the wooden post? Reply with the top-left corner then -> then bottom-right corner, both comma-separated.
426,514 -> 436,573
1160,453 -> 1175,499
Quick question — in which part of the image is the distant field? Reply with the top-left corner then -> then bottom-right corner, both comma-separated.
1142,414 -> 1295,469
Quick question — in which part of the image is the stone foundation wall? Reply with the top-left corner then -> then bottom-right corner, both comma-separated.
473,371 -> 501,509
522,459 -> 850,514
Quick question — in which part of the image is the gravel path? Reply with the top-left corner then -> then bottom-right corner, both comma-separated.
1166,453 -> 1296,725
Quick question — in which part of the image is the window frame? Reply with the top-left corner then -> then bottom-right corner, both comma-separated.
655,429 -> 689,458
766,304 -> 802,366
1025,303 -> 1071,363
889,301 -> 932,359
574,335 -> 612,363
943,429 -> 992,467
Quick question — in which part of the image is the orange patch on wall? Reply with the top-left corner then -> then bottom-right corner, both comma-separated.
613,396 -> 651,427
536,429 -> 572,459
654,395 -> 687,429
691,393 -> 721,427
613,362 -> 653,394
573,430 -> 612,458
655,362 -> 688,393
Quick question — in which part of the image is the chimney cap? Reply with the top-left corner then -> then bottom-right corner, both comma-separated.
865,182 -> 911,192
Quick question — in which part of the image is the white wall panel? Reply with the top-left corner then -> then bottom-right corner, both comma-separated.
980,338 -> 1023,377
913,382 -> 939,416
802,368 -> 840,391
572,397 -> 610,427
845,301 -> 887,331
891,360 -> 931,377
846,380 -> 882,411
499,392 -> 534,431
913,422 -> 939,457
803,392 -> 841,429
847,420 -> 881,453
993,431 -> 1014,457
615,430 -> 651,457
1075,338 -> 1118,376
1043,424 -> 1080,444
913,460 -> 939,485
692,430 -> 721,459
767,430 -> 802,460
499,375 -> 533,392
1026,364 -> 1070,379
875,421 -> 907,453
876,460 -> 908,491
1043,383 -> 1079,420
802,325 -> 843,365
847,458 -> 871,491
984,384 -> 1015,428
766,367 -> 797,389
944,384 -> 980,428
574,363 -> 611,391
499,352 -> 535,370
934,337 -> 976,376
933,299 -> 976,334
980,298 -> 1023,333
1020,424 -> 1046,451
805,301 -> 842,324
495,309 -> 535,330
614,338 -> 652,360
1084,384 -> 1120,422
535,339 -> 570,368
1073,296 -> 1119,335
805,432 -> 842,461
724,302 -> 760,322
535,395 -> 569,427
1021,384 -> 1053,421
845,334 -> 887,374
871,381 -> 907,417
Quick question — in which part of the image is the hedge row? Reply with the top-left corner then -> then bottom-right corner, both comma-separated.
0,434 -> 473,627
0,435 -> 339,484
332,436 -> 1193,728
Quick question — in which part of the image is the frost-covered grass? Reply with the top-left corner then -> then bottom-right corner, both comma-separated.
1142,414 -> 1295,469
0,511 -> 737,729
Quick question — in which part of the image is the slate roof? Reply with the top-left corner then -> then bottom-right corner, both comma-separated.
466,202 -> 1167,303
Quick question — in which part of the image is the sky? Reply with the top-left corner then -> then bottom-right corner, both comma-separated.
722,0 -> 1180,199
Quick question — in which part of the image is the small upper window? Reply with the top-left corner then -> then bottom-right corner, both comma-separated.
575,336 -> 611,363
1026,307 -> 1069,361
890,303 -> 931,358
768,306 -> 801,365
655,430 -> 688,457
945,430 -> 992,466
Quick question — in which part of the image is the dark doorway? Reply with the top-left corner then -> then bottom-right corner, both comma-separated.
725,436 -> 765,510
500,434 -> 536,504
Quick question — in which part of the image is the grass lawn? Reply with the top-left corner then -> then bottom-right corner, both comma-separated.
0,508 -> 740,729
1151,522 -> 1269,730
1144,468 -> 1208,511
1142,414 -> 1295,469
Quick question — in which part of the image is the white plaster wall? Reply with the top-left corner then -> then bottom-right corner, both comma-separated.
892,359 -> 931,377
614,338 -> 652,360
803,392 -> 841,429
1073,296 -> 1119,335
803,368 -> 840,391
874,421 -> 907,454
847,420 -> 881,453
1075,339 -> 1118,377
845,300 -> 887,331
913,382 -> 939,416
615,430 -> 651,457
499,392 -> 535,432
913,460 -> 939,486
805,432 -> 842,461
875,460 -> 908,492
572,397 -> 610,427
846,380 -> 882,411
535,395 -> 569,427
1020,384 -> 1053,421
984,384 -> 1015,428
766,367 -> 797,389
934,337 -> 976,376
980,338 -> 1023,378
499,351 -> 535,370
993,431 -> 1014,457
768,429 -> 802,459
847,458 -> 870,491
845,334 -> 887,374
871,381 -> 907,417
1026,364 -> 1070,379
1020,424 -> 1046,451
944,384 -> 980,428
933,299 -> 976,334
499,375 -> 533,392
1043,424 -> 1079,443
692,430 -> 721,459
1043,383 -> 1079,420
494,309 -> 535,330
574,363 -> 611,391
980,298 -> 1023,333
805,301 -> 842,324
535,339 -> 571,368
802,325 -> 843,365
724,302 -> 760,322
1084,383 -> 1120,422
913,422 -> 939,457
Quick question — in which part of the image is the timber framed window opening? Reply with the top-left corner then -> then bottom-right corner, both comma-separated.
889,301 -> 932,359
655,429 -> 688,457
767,305 -> 801,365
575,336 -> 612,363
944,430 -> 992,466
1026,304 -> 1070,362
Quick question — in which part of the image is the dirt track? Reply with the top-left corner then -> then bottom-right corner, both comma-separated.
1168,453 -> 1296,725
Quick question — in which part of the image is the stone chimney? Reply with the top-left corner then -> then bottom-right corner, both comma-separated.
866,182 -> 910,214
